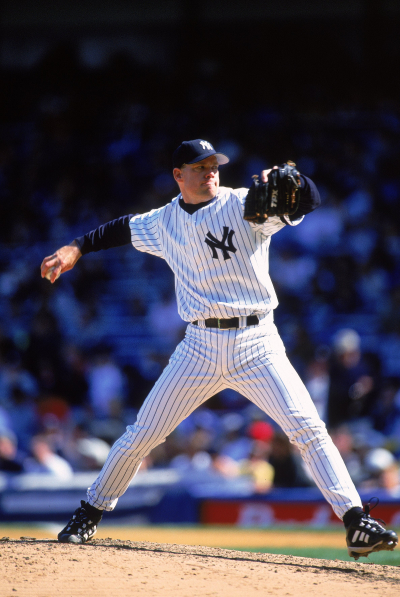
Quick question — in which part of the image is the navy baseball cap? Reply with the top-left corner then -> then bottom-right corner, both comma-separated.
172,139 -> 229,169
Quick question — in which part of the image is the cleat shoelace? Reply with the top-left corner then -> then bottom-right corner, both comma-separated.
363,498 -> 387,529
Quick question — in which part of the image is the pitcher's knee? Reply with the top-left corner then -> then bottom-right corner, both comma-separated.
114,423 -> 164,460
287,419 -> 329,448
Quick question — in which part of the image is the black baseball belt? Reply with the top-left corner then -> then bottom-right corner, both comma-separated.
192,315 -> 259,329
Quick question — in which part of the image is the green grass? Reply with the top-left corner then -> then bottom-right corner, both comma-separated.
231,546 -> 400,566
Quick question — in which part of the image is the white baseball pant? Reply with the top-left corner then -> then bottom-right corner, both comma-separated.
87,312 -> 362,519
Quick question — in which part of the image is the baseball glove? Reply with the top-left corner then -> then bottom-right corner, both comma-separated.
243,161 -> 301,223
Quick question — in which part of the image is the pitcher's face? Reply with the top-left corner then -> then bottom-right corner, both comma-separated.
173,156 -> 220,204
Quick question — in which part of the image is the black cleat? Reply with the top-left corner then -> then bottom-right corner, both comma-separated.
58,500 -> 103,544
346,498 -> 398,560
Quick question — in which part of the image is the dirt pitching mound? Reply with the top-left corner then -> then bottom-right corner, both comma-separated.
1,537 -> 399,597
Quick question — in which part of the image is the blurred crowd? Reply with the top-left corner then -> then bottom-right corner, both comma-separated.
0,43 -> 400,497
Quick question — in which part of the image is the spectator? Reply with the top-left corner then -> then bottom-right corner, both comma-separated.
327,329 -> 376,429
238,422 -> 275,493
87,346 -> 126,419
61,423 -> 111,471
0,429 -> 23,473
24,308 -> 63,386
361,448 -> 400,497
218,413 -> 253,462
6,388 -> 39,454
268,433 -> 312,488
305,349 -> 330,422
0,350 -> 39,406
24,434 -> 73,479
147,291 -> 186,353
371,378 -> 400,447
330,425 -> 365,486
59,344 -> 89,408
239,443 -> 275,494
379,461 -> 400,498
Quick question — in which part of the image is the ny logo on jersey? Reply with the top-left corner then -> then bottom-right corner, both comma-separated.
199,140 -> 213,151
205,227 -> 237,260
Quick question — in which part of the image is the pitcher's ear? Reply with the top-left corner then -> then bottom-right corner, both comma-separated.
173,168 -> 183,182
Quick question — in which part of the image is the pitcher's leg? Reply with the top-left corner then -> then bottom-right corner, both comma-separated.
87,333 -> 223,510
230,338 -> 362,520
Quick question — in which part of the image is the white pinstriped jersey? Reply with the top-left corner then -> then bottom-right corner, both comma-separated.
129,186 -> 302,323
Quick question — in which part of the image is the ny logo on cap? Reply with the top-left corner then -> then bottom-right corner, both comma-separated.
199,141 -> 213,151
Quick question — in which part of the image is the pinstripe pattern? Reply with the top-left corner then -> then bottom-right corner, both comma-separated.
87,314 -> 361,519
129,187 -> 288,322
86,186 -> 362,521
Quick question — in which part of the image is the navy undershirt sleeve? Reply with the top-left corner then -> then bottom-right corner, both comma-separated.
75,215 -> 134,255
283,175 -> 321,223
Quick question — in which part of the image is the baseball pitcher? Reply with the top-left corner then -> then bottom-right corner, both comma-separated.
41,139 -> 398,560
